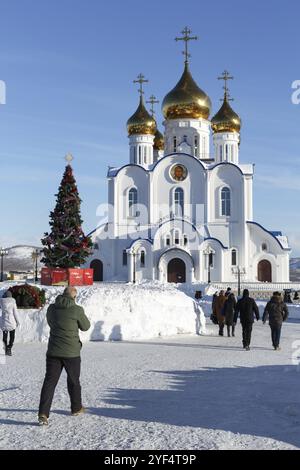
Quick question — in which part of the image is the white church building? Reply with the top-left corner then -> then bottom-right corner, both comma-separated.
87,29 -> 290,284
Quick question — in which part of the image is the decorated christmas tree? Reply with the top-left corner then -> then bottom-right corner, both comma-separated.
41,155 -> 93,268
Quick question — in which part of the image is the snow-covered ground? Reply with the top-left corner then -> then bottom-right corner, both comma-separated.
1,319 -> 300,449
1,282 -> 300,450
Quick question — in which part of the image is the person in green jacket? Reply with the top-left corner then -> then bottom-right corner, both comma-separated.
38,287 -> 90,425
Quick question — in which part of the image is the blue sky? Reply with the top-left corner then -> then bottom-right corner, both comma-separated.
0,0 -> 299,255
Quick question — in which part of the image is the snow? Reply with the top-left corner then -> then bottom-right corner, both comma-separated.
1,282 -> 300,450
0,282 -> 210,343
1,321 -> 300,450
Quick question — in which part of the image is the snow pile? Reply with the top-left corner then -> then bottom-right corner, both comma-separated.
0,282 -> 210,343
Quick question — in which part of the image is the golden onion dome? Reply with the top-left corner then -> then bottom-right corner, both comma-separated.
211,96 -> 241,134
162,63 -> 211,120
153,128 -> 164,151
127,96 -> 156,136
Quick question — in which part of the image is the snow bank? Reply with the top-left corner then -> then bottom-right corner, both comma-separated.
0,281 -> 210,343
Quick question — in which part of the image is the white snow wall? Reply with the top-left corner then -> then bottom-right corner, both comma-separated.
0,282 -> 205,342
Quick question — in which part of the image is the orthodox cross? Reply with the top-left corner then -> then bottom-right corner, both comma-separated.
175,27 -> 198,64
133,73 -> 148,97
218,70 -> 234,101
146,95 -> 159,117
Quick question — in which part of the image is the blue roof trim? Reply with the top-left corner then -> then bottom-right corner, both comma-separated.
157,217 -> 200,233
270,231 -> 282,237
107,164 -> 148,178
158,247 -> 195,267
204,237 -> 228,250
126,238 -> 154,250
150,152 -> 206,172
247,221 -> 290,251
210,161 -> 251,176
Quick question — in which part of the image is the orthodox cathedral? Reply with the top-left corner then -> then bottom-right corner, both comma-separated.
87,28 -> 290,284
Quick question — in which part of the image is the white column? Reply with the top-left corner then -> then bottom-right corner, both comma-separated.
128,252 -> 134,282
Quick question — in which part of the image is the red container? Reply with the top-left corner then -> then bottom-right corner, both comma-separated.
41,268 -> 94,286
41,268 -> 53,286
52,268 -> 68,285
68,268 -> 84,286
83,269 -> 94,285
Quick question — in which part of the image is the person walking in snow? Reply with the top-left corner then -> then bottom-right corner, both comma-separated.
215,290 -> 226,336
0,290 -> 20,356
223,292 -> 237,337
234,289 -> 260,350
38,286 -> 90,426
194,291 -> 206,335
262,292 -> 289,350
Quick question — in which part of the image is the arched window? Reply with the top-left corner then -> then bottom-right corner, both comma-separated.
138,147 -> 142,165
226,144 -> 229,160
183,235 -> 188,246
140,250 -> 145,267
123,250 -> 128,266
133,147 -> 136,163
166,235 -> 171,246
128,188 -> 138,217
231,249 -> 237,266
174,230 -> 180,245
144,147 -> 147,164
262,243 -> 268,251
221,187 -> 231,216
174,188 -> 184,217
94,243 -> 99,250
194,135 -> 198,157
220,146 -> 223,161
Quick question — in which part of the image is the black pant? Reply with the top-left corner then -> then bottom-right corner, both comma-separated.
219,323 -> 225,336
227,325 -> 235,336
3,330 -> 15,348
39,356 -> 82,418
271,325 -> 282,348
241,323 -> 253,348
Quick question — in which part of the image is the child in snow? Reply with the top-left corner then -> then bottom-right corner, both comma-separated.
0,290 -> 20,356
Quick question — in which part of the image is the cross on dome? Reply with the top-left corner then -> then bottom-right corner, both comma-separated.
175,27 -> 198,64
218,70 -> 234,100
146,95 -> 159,117
133,73 -> 149,97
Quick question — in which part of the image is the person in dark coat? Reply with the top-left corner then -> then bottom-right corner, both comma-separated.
234,289 -> 260,350
215,290 -> 226,336
224,293 -> 237,337
263,292 -> 289,350
38,287 -> 90,426
225,287 -> 232,298
210,292 -> 219,324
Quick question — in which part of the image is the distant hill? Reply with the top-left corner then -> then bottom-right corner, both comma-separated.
3,245 -> 44,272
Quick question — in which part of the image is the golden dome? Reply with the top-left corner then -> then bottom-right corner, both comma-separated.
162,63 -> 211,120
127,96 -> 156,136
153,128 -> 164,151
211,96 -> 241,134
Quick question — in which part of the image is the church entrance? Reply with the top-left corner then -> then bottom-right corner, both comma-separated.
258,260 -> 272,282
167,258 -> 186,283
90,259 -> 103,282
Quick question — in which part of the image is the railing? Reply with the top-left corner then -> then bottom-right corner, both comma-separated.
210,282 -> 300,291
